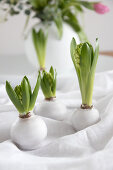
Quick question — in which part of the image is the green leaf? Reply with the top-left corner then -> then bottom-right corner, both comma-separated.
24,76 -> 32,96
75,5 -> 84,12
85,39 -> 99,106
63,11 -> 81,32
80,43 -> 91,103
29,77 -> 40,111
49,66 -> 54,78
75,1 -> 94,10
52,70 -> 57,96
91,38 -> 99,74
70,38 -> 81,74
80,43 -> 91,77
29,0 -> 48,9
21,78 -> 30,113
70,38 -> 77,68
70,38 -> 83,101
41,78 -> 51,99
6,81 -> 24,113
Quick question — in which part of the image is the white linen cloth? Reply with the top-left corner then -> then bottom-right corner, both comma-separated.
1,70 -> 113,170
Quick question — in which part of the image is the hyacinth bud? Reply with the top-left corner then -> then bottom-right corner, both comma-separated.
46,73 -> 53,86
14,85 -> 22,102
94,3 -> 110,14
41,66 -> 57,100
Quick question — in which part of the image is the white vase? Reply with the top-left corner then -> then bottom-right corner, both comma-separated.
11,112 -> 47,150
71,107 -> 100,131
35,99 -> 67,121
24,22 -> 80,73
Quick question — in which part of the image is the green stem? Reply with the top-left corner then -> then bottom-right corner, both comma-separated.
37,54 -> 45,69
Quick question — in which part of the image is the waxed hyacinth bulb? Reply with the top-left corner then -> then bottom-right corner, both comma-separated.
70,38 -> 100,130
71,38 -> 99,107
35,66 -> 67,121
6,75 -> 47,150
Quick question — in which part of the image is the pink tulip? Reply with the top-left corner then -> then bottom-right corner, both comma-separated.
94,3 -> 110,14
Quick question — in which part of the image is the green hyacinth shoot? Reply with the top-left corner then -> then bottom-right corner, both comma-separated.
70,38 -> 99,107
41,66 -> 57,100
6,76 -> 40,115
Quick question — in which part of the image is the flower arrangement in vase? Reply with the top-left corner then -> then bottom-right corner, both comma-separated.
0,0 -> 109,38
35,66 -> 67,121
70,38 -> 100,131
6,76 -> 47,150
0,0 -> 109,72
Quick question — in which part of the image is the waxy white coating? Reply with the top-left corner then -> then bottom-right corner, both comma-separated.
35,99 -> 67,121
72,107 -> 100,131
11,113 -> 47,150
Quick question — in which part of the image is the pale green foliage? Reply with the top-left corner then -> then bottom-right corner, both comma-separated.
70,38 -> 99,106
41,66 -> 57,99
32,28 -> 48,69
6,76 -> 40,115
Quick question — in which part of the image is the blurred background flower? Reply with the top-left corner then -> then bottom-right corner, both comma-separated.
94,3 -> 110,14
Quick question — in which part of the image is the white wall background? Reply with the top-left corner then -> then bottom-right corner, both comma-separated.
0,0 -> 113,57
84,0 -> 113,51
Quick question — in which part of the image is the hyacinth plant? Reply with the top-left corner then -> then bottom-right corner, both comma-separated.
70,38 -> 99,109
6,76 -> 40,118
0,0 -> 109,41
32,28 -> 48,70
41,66 -> 57,100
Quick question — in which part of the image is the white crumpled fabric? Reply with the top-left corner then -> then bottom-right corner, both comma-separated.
1,70 -> 113,170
